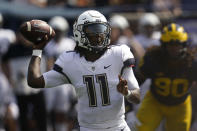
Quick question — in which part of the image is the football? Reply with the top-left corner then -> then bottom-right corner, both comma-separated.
19,19 -> 55,44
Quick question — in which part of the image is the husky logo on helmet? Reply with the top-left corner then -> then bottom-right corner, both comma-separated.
160,23 -> 188,46
73,10 -> 111,53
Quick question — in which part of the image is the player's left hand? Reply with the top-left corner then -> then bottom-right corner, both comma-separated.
117,75 -> 129,96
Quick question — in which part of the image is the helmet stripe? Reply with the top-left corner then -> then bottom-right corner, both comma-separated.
171,23 -> 176,32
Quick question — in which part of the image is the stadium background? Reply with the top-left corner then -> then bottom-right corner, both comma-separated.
0,0 -> 197,131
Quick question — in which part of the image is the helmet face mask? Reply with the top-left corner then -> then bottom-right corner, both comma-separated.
165,42 -> 186,59
83,23 -> 109,52
73,10 -> 111,53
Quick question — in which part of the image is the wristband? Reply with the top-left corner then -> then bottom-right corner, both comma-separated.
125,90 -> 131,98
32,49 -> 42,58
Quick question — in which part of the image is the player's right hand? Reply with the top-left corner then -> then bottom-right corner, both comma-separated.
33,35 -> 50,50
19,33 -> 50,50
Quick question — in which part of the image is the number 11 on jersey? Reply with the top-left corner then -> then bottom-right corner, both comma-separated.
83,73 -> 111,107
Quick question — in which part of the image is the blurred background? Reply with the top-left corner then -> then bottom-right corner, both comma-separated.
0,0 -> 197,131
0,0 -> 197,41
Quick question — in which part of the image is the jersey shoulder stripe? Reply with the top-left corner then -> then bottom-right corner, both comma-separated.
120,58 -> 135,75
124,58 -> 135,67
53,64 -> 72,84
66,50 -> 75,53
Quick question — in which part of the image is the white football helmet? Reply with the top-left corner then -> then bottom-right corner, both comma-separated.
49,16 -> 69,32
109,15 -> 129,30
73,10 -> 111,53
139,13 -> 160,27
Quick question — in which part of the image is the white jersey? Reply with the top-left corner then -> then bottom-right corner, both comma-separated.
135,33 -> 160,49
0,29 -> 16,56
45,37 -> 76,58
44,84 -> 76,112
0,29 -> 16,44
0,72 -> 18,120
44,37 -> 76,112
9,56 -> 46,95
43,44 -> 139,129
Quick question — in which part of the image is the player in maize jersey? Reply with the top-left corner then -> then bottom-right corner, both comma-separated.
26,10 -> 140,131
136,23 -> 197,131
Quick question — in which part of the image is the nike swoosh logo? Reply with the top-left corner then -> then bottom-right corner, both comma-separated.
104,64 -> 111,69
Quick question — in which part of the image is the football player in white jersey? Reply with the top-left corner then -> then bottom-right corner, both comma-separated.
27,10 -> 140,131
